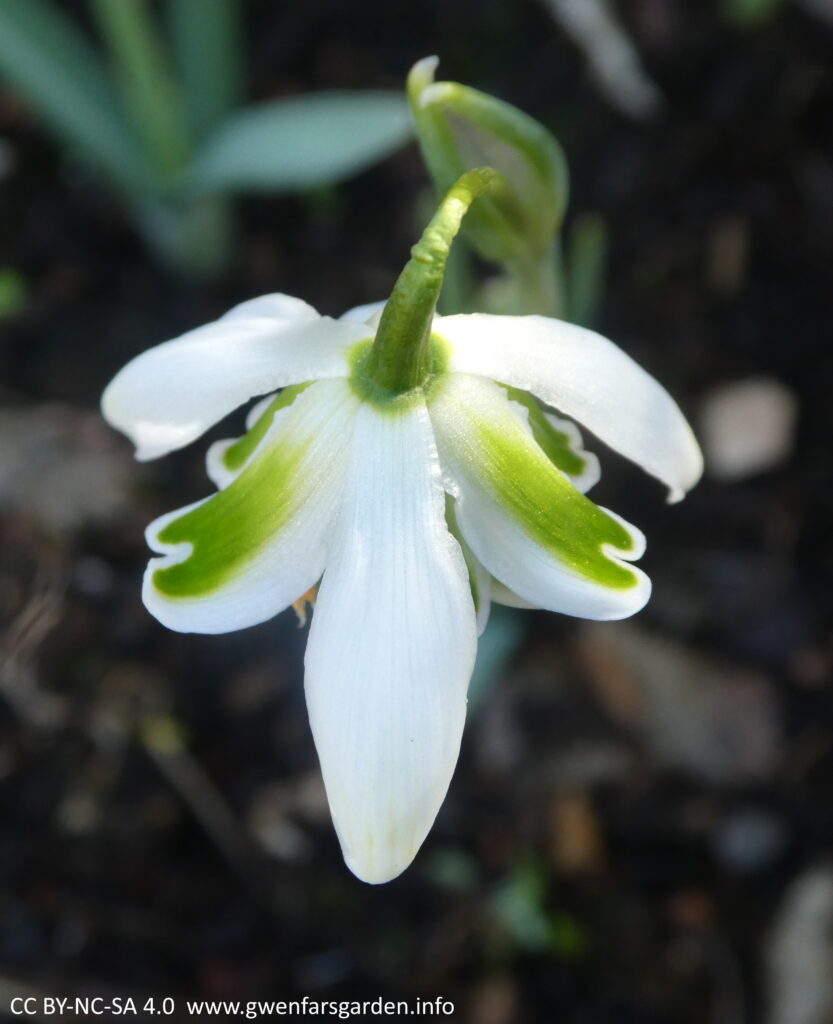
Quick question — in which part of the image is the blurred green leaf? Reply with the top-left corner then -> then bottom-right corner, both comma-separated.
491,860 -> 554,952
0,0 -> 153,192
490,860 -> 591,958
550,911 -> 590,959
188,92 -> 413,193
0,269 -> 26,320
468,605 -> 526,713
132,194 -> 235,278
563,212 -> 607,328
723,0 -> 790,25
166,0 -> 242,140
424,848 -> 479,891
89,0 -> 190,179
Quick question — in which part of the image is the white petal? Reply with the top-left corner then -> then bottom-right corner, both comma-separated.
305,400 -> 477,884
469,548 -> 492,635
490,579 -> 538,610
440,313 -> 703,502
245,393 -> 279,430
340,300 -> 387,326
544,412 -> 601,493
204,404 -> 294,490
142,379 -> 360,634
504,391 -> 602,494
205,385 -> 310,490
102,312 -> 370,460
445,501 -> 491,635
431,374 -> 651,621
220,292 -> 320,323
205,390 -> 295,489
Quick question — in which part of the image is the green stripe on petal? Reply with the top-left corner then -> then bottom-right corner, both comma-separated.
143,379 -> 359,634
441,313 -> 703,503
503,385 -> 587,478
222,383 -> 311,473
469,411 -> 636,590
154,432 -> 311,598
430,374 -> 650,620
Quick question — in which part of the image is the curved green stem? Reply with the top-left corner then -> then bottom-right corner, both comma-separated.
365,168 -> 504,394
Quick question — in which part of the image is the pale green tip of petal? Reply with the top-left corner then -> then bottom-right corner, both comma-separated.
419,81 -> 455,110
341,838 -> 416,886
408,55 -> 439,99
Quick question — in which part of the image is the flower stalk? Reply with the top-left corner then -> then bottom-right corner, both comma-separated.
365,167 -> 505,394
408,57 -> 569,317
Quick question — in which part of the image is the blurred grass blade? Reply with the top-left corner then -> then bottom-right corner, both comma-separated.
0,0 -> 152,192
0,268 -> 27,321
491,860 -> 557,952
166,0 -> 243,140
723,0 -> 789,25
188,92 -> 413,193
133,194 -> 235,278
564,212 -> 607,327
89,0 -> 190,179
467,605 -> 526,712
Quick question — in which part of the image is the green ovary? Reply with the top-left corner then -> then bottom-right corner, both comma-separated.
348,333 -> 451,411
471,416 -> 638,590
153,435 -> 311,599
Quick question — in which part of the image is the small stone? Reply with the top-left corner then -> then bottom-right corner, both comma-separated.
713,808 -> 788,874
699,377 -> 797,481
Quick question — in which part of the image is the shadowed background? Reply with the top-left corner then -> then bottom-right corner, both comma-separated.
0,1 -> 832,1021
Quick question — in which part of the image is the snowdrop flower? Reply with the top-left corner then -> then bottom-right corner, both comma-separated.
102,170 -> 702,884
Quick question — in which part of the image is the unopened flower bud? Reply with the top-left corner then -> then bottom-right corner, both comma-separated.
408,56 -> 569,274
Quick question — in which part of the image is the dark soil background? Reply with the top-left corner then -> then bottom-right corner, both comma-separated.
1,1 -> 832,1021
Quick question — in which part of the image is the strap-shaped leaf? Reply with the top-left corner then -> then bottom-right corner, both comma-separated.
0,0 -> 153,193
188,92 -> 412,193
89,0 -> 190,178
166,0 -> 242,140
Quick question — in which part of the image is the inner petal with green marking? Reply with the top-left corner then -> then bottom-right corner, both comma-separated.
145,380 -> 360,629
221,383 -> 312,475
429,374 -> 649,619
502,385 -> 598,487
155,436 -> 311,599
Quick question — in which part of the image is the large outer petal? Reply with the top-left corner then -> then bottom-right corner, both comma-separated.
142,379 -> 359,634
102,299 -> 370,460
304,400 -> 477,884
439,313 -> 703,502
431,374 -> 651,621
340,300 -> 386,325
219,293 -> 320,323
